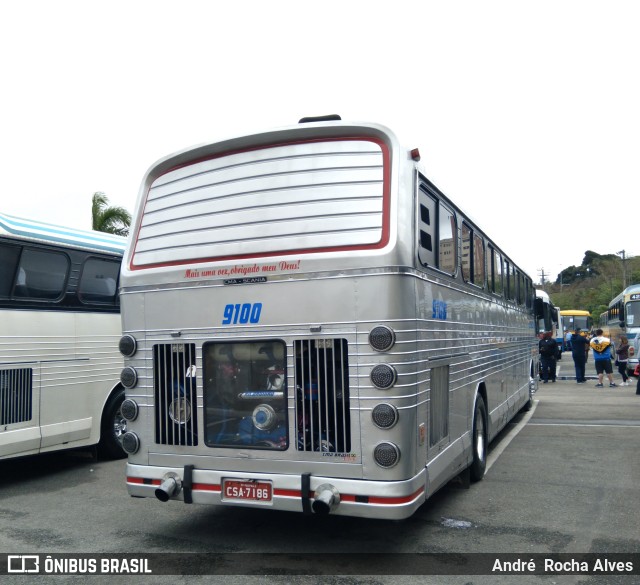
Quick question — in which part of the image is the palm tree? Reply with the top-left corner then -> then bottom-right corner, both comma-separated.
91,192 -> 131,236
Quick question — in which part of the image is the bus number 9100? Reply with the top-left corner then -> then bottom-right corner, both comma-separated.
222,303 -> 262,325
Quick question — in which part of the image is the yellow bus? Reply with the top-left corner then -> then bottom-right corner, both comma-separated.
559,309 -> 592,351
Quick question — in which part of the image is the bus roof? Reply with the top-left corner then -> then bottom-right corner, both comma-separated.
0,212 -> 127,255
608,284 -> 640,307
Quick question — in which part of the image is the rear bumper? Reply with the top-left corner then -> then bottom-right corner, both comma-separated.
126,463 -> 427,520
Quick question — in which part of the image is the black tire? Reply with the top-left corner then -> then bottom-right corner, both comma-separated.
470,395 -> 487,482
97,388 -> 127,459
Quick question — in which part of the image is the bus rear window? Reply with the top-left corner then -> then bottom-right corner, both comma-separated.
203,340 -> 287,450
131,139 -> 388,269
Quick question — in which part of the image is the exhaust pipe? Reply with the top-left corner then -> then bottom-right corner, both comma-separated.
155,474 -> 182,502
312,484 -> 341,515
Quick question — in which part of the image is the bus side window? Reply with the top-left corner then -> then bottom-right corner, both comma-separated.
418,187 -> 437,267
473,233 -> 485,287
516,271 -> 525,305
79,258 -> 120,305
438,201 -> 456,275
0,243 -> 21,298
489,247 -> 504,296
506,261 -> 516,301
14,248 -> 69,300
462,223 -> 484,288
461,224 -> 471,282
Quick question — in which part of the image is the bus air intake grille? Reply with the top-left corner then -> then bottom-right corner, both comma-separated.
0,368 -> 33,425
294,339 -> 351,453
153,343 -> 199,446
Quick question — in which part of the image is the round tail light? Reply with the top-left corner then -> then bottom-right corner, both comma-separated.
372,403 -> 399,429
118,334 -> 137,357
120,367 -> 138,389
374,442 -> 400,468
369,326 -> 396,352
121,398 -> 139,421
370,364 -> 397,389
121,431 -> 140,454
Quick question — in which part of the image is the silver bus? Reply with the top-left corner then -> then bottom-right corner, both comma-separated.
0,212 -> 127,460
119,116 -> 545,519
600,284 -> 640,375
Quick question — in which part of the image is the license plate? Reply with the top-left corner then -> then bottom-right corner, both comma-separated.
222,479 -> 272,502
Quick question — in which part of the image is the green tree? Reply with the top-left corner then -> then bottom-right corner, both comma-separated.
91,192 -> 131,236
547,252 -> 640,319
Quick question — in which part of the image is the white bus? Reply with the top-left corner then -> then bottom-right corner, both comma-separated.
119,116 -> 546,519
0,212 -> 127,460
601,284 -> 640,375
535,290 -> 559,338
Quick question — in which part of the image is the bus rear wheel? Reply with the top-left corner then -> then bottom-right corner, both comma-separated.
470,395 -> 487,482
98,388 -> 127,459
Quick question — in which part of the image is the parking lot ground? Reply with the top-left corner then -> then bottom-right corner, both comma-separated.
1,367 -> 639,584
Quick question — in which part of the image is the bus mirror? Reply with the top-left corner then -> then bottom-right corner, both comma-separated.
620,321 -> 625,328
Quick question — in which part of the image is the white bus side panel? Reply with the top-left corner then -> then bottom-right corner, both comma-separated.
0,309 -> 122,457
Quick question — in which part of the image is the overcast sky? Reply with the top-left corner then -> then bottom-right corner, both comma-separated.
1,1 -> 638,283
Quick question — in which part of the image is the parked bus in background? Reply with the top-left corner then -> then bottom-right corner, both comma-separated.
601,284 -> 640,376
118,117 -> 549,519
535,290 -> 559,338
0,212 -> 127,460
598,310 -> 611,339
559,309 -> 592,351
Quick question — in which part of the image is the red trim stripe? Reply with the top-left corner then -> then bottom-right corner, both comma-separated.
127,477 -> 162,486
367,486 -> 425,505
192,482 -> 221,493
127,478 -> 424,506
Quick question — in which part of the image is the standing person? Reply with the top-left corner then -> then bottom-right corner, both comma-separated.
635,363 -> 640,395
538,331 -> 558,384
565,329 -> 573,351
590,328 -> 616,387
615,335 -> 630,386
571,328 -> 589,383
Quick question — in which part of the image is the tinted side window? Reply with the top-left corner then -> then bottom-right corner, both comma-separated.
418,187 -> 437,267
461,224 -> 471,282
506,261 -> 515,301
461,224 -> 485,288
0,243 -> 21,298
14,249 -> 69,300
473,233 -> 485,286
438,202 -> 456,275
79,258 -> 120,304
490,247 -> 503,296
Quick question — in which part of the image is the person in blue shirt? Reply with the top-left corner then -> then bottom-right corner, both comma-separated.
589,329 -> 616,387
571,328 -> 589,383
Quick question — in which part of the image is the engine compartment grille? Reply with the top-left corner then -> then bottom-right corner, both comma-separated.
295,339 -> 351,453
153,343 -> 198,446
0,368 -> 33,425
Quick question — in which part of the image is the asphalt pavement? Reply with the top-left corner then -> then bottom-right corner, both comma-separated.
554,350 -> 637,386
1,350 -> 639,585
